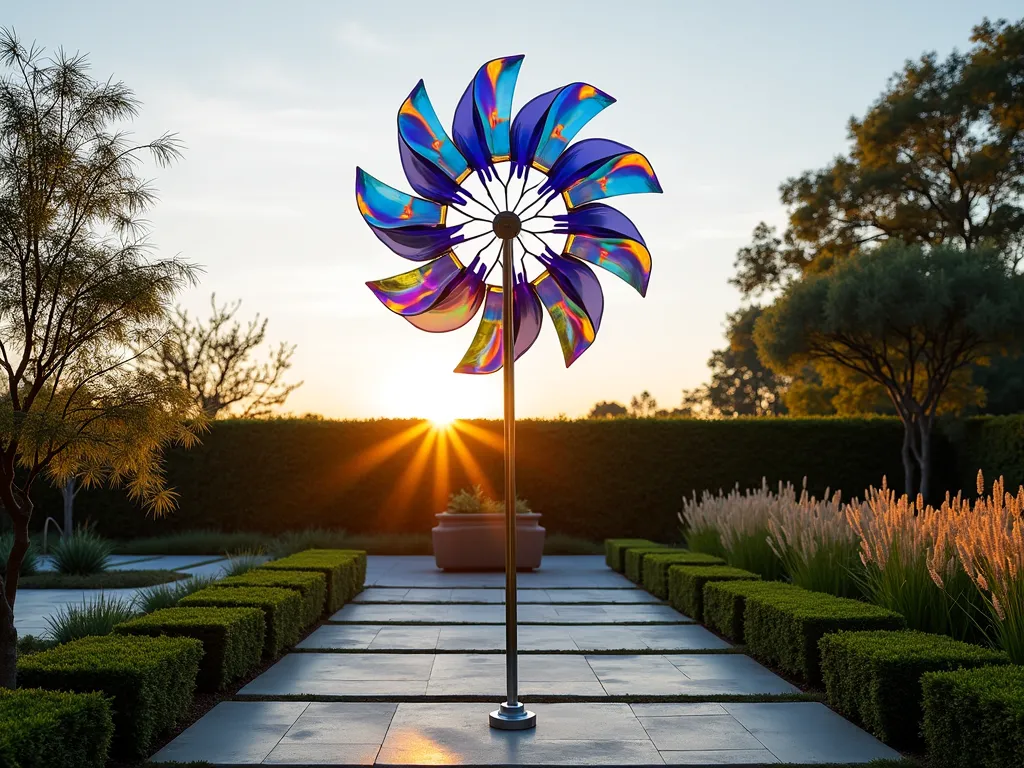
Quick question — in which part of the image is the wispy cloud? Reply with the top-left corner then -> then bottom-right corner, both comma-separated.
334,21 -> 395,54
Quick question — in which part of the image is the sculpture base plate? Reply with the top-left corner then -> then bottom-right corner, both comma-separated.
489,703 -> 537,730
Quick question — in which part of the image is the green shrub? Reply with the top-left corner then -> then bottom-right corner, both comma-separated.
44,594 -> 138,644
819,630 -> 1009,748
260,549 -> 366,613
702,580 -> 804,642
49,530 -> 113,575
16,635 -> 56,656
921,664 -> 1024,768
0,688 -> 112,768
217,568 -> 327,627
17,634 -> 202,758
0,532 -> 39,575
744,588 -> 906,685
18,569 -> 187,590
668,565 -> 760,622
624,547 -> 688,583
133,575 -> 218,614
604,539 -> 662,572
180,586 -> 302,657
642,552 -> 726,599
444,485 -> 531,515
114,606 -> 264,691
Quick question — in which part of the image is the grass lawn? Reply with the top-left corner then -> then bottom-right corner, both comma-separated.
19,570 -> 189,589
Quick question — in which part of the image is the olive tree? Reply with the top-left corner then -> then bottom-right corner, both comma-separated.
0,30 -> 203,687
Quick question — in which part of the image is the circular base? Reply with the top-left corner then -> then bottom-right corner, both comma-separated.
489,703 -> 537,730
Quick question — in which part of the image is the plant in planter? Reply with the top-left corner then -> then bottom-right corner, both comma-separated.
433,486 -> 545,571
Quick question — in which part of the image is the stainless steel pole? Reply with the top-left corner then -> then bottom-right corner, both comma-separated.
489,216 -> 535,730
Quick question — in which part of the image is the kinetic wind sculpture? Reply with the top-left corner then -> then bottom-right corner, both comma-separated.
356,55 -> 661,729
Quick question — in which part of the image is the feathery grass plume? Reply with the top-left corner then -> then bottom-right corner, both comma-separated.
766,480 -> 863,598
679,479 -> 785,580
846,478 -> 988,644
933,471 -> 1024,663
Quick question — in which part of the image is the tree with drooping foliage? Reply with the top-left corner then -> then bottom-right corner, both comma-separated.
0,30 -> 203,688
754,241 -> 1024,499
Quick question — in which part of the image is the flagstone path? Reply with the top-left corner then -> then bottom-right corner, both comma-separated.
151,556 -> 902,766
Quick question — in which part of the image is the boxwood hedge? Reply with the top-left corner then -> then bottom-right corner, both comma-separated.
702,580 -> 802,642
922,664 -> 1024,768
114,606 -> 264,691
668,565 -> 760,622
17,634 -> 202,758
217,568 -> 327,627
0,688 -> 112,768
624,547 -> 689,584
180,586 -> 303,657
604,539 -> 662,572
744,588 -> 905,685
260,549 -> 365,613
642,552 -> 727,599
819,630 -> 1009,748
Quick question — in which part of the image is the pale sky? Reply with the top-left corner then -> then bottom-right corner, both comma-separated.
7,1 -> 1020,419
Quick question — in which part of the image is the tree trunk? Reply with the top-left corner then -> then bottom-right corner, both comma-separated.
62,478 -> 75,536
918,417 -> 933,502
900,419 -> 916,497
0,494 -> 31,690
0,595 -> 15,690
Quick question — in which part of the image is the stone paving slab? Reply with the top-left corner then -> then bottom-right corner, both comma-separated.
299,624 -> 731,652
332,603 -> 689,625
366,556 -> 634,589
355,588 -> 663,605
152,701 -> 900,765
238,653 -> 797,699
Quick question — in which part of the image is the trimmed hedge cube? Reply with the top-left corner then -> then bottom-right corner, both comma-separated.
17,634 -> 202,758
702,579 -> 801,642
668,565 -> 760,622
115,606 -> 264,691
744,588 -> 905,685
604,539 -> 662,572
218,568 -> 327,627
922,664 -> 1024,768
0,688 -> 112,768
819,630 -> 1009,748
624,547 -> 689,584
180,586 -> 303,658
642,552 -> 727,599
261,549 -> 366,613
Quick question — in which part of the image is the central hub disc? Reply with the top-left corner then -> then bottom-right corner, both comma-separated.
492,211 -> 522,240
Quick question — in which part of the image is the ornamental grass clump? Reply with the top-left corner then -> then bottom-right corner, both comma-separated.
44,594 -> 138,644
847,479 -> 989,644
445,485 -> 531,515
933,472 -> 1024,663
766,480 -> 863,598
49,529 -> 114,575
679,479 -> 788,580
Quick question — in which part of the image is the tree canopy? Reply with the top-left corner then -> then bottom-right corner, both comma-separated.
754,241 -> 1024,498
0,29 -> 202,687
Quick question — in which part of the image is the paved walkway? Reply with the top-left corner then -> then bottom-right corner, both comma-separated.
16,554 -> 241,637
152,556 -> 902,766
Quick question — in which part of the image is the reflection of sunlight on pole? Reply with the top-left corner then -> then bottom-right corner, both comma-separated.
447,425 -> 497,499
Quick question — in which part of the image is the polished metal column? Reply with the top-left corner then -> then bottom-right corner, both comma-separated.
489,213 -> 536,731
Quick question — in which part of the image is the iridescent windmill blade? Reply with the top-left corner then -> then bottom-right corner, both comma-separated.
453,55 -> 524,178
356,168 -> 466,261
540,138 -> 662,209
366,252 -> 465,316
510,83 -> 615,176
552,203 -> 651,296
398,81 -> 471,205
455,273 -> 545,374
532,253 -> 605,367
407,261 -> 487,333
513,276 -> 543,358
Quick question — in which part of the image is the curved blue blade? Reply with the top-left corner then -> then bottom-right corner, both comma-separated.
355,168 -> 445,229
398,81 -> 470,204
539,138 -> 633,194
453,55 -> 524,173
368,222 -> 466,262
553,203 -> 647,245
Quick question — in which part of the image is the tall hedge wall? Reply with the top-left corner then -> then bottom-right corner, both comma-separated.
951,414 -> 1024,491
31,417 -> 965,541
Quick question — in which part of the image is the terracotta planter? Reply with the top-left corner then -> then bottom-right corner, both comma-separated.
432,512 -> 545,571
